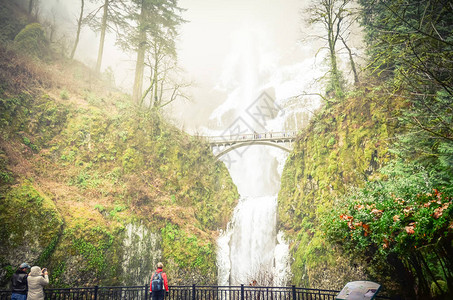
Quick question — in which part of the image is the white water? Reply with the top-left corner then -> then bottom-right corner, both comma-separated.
219,195 -> 290,286
214,132 -> 293,286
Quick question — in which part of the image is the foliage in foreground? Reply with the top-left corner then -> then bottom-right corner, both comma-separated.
324,160 -> 452,298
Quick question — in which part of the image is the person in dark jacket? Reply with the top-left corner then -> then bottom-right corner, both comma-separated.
149,262 -> 168,300
11,263 -> 31,300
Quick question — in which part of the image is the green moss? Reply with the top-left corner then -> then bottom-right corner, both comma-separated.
161,223 -> 216,284
0,182 -> 62,247
279,93 -> 402,287
122,148 -> 144,173
37,235 -> 60,266
0,182 -> 63,287
13,23 -> 50,60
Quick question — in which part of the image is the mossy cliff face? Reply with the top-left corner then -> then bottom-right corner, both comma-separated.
0,183 -> 63,281
278,92 -> 404,289
0,45 -> 238,287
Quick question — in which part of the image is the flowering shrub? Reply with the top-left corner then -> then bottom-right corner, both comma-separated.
330,187 -> 451,254
323,160 -> 452,296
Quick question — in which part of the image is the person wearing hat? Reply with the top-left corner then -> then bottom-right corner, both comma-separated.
11,263 -> 30,300
27,266 -> 49,300
149,262 -> 168,300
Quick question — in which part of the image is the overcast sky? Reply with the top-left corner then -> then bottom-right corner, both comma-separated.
174,0 -> 326,131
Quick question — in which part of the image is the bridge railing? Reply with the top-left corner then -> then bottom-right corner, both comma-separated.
207,131 -> 297,144
0,284 -> 391,300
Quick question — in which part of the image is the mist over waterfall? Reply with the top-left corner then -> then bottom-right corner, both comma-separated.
207,18 -> 327,287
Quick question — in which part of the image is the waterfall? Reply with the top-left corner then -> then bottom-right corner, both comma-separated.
222,195 -> 289,286
215,144 -> 291,286
209,15 -> 327,287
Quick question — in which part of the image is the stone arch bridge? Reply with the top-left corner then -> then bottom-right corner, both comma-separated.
205,131 -> 297,159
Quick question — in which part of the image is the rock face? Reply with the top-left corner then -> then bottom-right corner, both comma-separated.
121,223 -> 162,286
0,184 -> 63,283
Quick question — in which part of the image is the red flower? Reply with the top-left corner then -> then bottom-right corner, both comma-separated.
362,224 -> 370,236
405,223 -> 416,234
383,238 -> 389,249
405,226 -> 415,234
371,208 -> 383,216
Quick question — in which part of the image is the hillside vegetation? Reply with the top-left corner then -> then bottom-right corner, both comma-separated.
0,13 -> 238,287
278,1 -> 453,299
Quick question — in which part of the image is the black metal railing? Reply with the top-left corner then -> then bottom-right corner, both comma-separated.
1,284 -> 391,300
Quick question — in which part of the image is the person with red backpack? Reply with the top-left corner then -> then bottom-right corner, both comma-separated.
149,262 -> 168,300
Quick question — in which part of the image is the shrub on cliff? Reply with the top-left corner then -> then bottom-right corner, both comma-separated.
14,23 -> 50,60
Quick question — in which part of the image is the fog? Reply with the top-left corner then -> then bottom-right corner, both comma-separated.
25,0 -> 361,133
176,0 -> 313,131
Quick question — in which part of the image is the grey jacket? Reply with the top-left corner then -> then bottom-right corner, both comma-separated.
27,266 -> 49,300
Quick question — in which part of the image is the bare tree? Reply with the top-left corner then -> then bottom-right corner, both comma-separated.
340,34 -> 359,85
306,0 -> 358,99
42,7 -> 58,43
141,48 -> 191,110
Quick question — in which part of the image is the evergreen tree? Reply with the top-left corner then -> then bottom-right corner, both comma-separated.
359,0 -> 453,170
86,0 -> 129,73
118,0 -> 185,105
70,0 -> 85,59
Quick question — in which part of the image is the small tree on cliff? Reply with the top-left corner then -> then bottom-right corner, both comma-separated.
141,32 -> 191,110
306,0 -> 359,100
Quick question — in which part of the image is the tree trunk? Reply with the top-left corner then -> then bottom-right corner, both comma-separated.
70,0 -> 85,59
152,54 -> 159,108
326,0 -> 343,99
341,36 -> 359,85
132,0 -> 147,104
95,0 -> 109,73
28,0 -> 34,14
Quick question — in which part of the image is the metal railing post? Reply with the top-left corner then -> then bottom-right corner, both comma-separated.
94,285 -> 98,300
241,284 -> 244,300
292,285 -> 296,300
192,284 -> 196,300
144,284 -> 148,300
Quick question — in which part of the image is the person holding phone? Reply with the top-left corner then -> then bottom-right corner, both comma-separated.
27,266 -> 49,300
